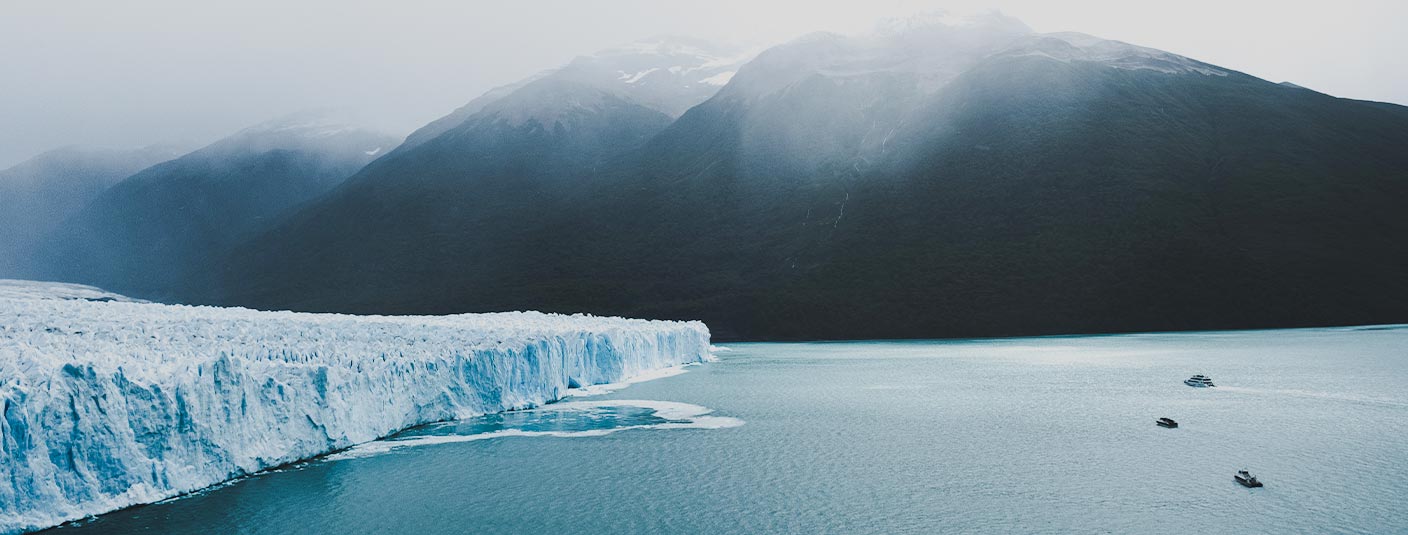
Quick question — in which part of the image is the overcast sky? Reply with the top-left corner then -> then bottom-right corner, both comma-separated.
2,0 -> 1405,168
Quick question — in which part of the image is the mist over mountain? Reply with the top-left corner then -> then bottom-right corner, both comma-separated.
391,37 -> 750,156
610,19 -> 1408,339
203,38 -> 748,309
0,145 -> 183,276
34,13 -> 1407,341
28,112 -> 397,299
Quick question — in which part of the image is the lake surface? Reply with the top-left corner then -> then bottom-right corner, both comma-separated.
50,326 -> 1408,534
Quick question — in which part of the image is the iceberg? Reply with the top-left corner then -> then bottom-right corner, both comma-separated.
0,280 -> 710,534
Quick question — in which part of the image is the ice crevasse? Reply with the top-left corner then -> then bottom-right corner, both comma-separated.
0,280 -> 711,534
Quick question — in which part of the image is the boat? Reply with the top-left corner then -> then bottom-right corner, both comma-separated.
1234,470 -> 1264,488
1156,417 -> 1178,428
1184,374 -> 1215,387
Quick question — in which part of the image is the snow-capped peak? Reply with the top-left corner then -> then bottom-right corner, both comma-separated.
235,109 -> 366,138
402,35 -> 757,143
195,109 -> 394,161
873,10 -> 1033,37
595,36 -> 727,60
491,37 -> 753,121
1000,32 -> 1228,76
587,36 -> 755,82
719,11 -> 1032,100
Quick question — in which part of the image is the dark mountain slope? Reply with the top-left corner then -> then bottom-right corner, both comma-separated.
389,37 -> 746,157
0,146 -> 181,276
213,80 -> 674,312
757,55 -> 1408,339
35,114 -> 395,299
215,19 -> 1408,340
574,49 -> 1408,340
210,39 -> 747,311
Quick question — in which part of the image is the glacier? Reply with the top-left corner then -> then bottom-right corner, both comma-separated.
0,280 -> 711,534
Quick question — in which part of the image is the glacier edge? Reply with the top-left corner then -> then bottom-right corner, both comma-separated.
0,280 -> 710,534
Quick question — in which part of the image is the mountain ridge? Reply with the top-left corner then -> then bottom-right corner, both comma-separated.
35,15 -> 1408,341
28,112 -> 398,299
0,145 -> 185,277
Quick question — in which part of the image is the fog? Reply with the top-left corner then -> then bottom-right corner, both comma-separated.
2,0 -> 1404,167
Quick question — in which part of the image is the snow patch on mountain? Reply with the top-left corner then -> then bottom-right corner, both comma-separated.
873,9 -> 1032,36
722,11 -> 1033,100
621,67 -> 660,84
0,280 -> 710,534
199,109 -> 394,160
405,36 -> 753,138
698,71 -> 736,86
722,11 -> 1229,104
1004,32 -> 1228,76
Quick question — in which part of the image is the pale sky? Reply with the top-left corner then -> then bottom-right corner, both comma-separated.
2,0 -> 1405,168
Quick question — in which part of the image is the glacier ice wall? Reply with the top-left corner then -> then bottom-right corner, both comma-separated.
0,280 -> 710,534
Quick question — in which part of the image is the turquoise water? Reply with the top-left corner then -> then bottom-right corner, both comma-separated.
50,327 -> 1408,534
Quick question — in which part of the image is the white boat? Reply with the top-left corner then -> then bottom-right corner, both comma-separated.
1184,374 -> 1215,387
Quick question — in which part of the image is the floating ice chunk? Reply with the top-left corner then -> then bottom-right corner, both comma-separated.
326,400 -> 743,461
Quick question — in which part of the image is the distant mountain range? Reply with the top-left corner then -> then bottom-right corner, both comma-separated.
14,112 -> 396,298
0,145 -> 183,275
11,13 -> 1408,340
208,37 -> 754,313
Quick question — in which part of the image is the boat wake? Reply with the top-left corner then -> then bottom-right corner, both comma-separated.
326,400 -> 743,461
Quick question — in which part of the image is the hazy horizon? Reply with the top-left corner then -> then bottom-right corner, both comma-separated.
2,0 -> 1405,168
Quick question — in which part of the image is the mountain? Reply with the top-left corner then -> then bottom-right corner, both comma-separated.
600,21 -> 1408,340
32,112 -> 397,299
219,13 -> 1408,340
206,38 -> 750,311
391,37 -> 750,155
0,146 -> 182,276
